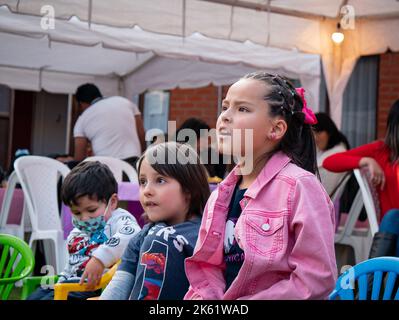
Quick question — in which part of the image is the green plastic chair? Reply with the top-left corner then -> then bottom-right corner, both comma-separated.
20,274 -> 59,300
0,234 -> 35,300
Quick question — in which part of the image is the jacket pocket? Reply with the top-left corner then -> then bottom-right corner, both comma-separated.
245,212 -> 284,256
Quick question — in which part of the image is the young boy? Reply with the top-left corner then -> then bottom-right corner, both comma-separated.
27,161 -> 141,300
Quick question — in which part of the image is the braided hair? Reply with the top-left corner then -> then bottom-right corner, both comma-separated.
384,99 -> 399,164
242,71 -> 318,176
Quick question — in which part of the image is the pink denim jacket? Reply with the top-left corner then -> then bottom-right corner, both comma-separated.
184,152 -> 337,300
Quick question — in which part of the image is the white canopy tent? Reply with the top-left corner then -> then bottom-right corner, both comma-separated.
0,7 -> 321,107
1,0 -> 399,127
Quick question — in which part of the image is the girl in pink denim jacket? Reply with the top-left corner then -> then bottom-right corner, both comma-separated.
184,72 -> 337,300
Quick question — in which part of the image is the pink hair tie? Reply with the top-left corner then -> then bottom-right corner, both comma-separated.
295,87 -> 317,125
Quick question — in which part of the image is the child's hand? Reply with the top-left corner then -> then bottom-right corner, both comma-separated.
80,257 -> 105,290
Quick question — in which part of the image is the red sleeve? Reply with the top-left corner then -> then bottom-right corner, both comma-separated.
322,141 -> 384,172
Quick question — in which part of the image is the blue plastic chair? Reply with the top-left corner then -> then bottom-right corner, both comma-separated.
329,257 -> 399,300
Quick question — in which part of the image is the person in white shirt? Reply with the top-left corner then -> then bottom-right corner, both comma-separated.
313,112 -> 350,196
73,84 -> 145,167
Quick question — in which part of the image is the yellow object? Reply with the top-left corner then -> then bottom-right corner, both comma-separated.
53,260 -> 120,300
208,176 -> 222,184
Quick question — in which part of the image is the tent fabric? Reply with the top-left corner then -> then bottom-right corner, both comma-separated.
123,56 -> 319,107
0,6 -> 321,109
0,0 -> 323,53
2,1 -> 398,49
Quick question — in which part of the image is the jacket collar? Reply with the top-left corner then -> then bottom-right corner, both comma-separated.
220,151 -> 292,199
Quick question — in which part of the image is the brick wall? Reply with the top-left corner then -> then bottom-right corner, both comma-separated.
169,84 -> 230,129
377,52 -> 399,139
169,62 -> 399,138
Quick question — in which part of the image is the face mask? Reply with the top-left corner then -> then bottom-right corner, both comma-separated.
72,199 -> 111,234
72,215 -> 106,234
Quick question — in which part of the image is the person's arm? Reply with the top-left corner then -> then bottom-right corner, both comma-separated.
184,196 -> 226,300
79,256 -> 105,289
61,230 -> 104,288
99,270 -> 136,300
58,230 -> 89,283
359,157 -> 386,190
73,137 -> 89,162
81,214 -> 141,289
73,115 -> 90,162
100,228 -> 146,300
135,115 -> 146,152
238,175 -> 337,300
323,140 -> 383,172
92,214 -> 141,268
133,229 -> 194,300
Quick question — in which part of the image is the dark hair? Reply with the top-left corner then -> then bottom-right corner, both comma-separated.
384,99 -> 399,163
61,161 -> 117,206
7,148 -> 30,177
177,118 -> 211,142
176,118 -> 227,179
313,112 -> 350,150
47,153 -> 71,159
75,83 -> 103,104
151,133 -> 168,145
137,142 -> 210,220
242,72 -> 318,175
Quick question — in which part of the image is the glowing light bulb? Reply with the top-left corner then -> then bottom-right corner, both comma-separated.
331,31 -> 344,44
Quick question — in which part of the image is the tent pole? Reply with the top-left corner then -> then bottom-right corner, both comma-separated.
118,77 -> 125,97
88,0 -> 92,29
202,0 -> 324,20
7,89 -> 15,169
217,86 -> 222,116
65,94 -> 72,154
203,0 -> 399,21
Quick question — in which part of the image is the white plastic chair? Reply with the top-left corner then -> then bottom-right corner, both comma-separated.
335,168 -> 380,264
83,156 -> 138,183
14,156 -> 71,274
329,172 -> 352,232
330,172 -> 352,204
0,171 -> 27,239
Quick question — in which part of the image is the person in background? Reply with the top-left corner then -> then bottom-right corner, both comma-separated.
7,148 -> 30,178
313,112 -> 350,196
0,165 -> 6,188
176,117 -> 226,180
47,153 -> 74,163
150,133 -> 168,146
46,153 -> 77,169
323,99 -> 399,261
73,84 -> 146,169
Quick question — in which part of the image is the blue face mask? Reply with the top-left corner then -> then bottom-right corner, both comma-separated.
72,215 -> 106,234
72,200 -> 111,234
